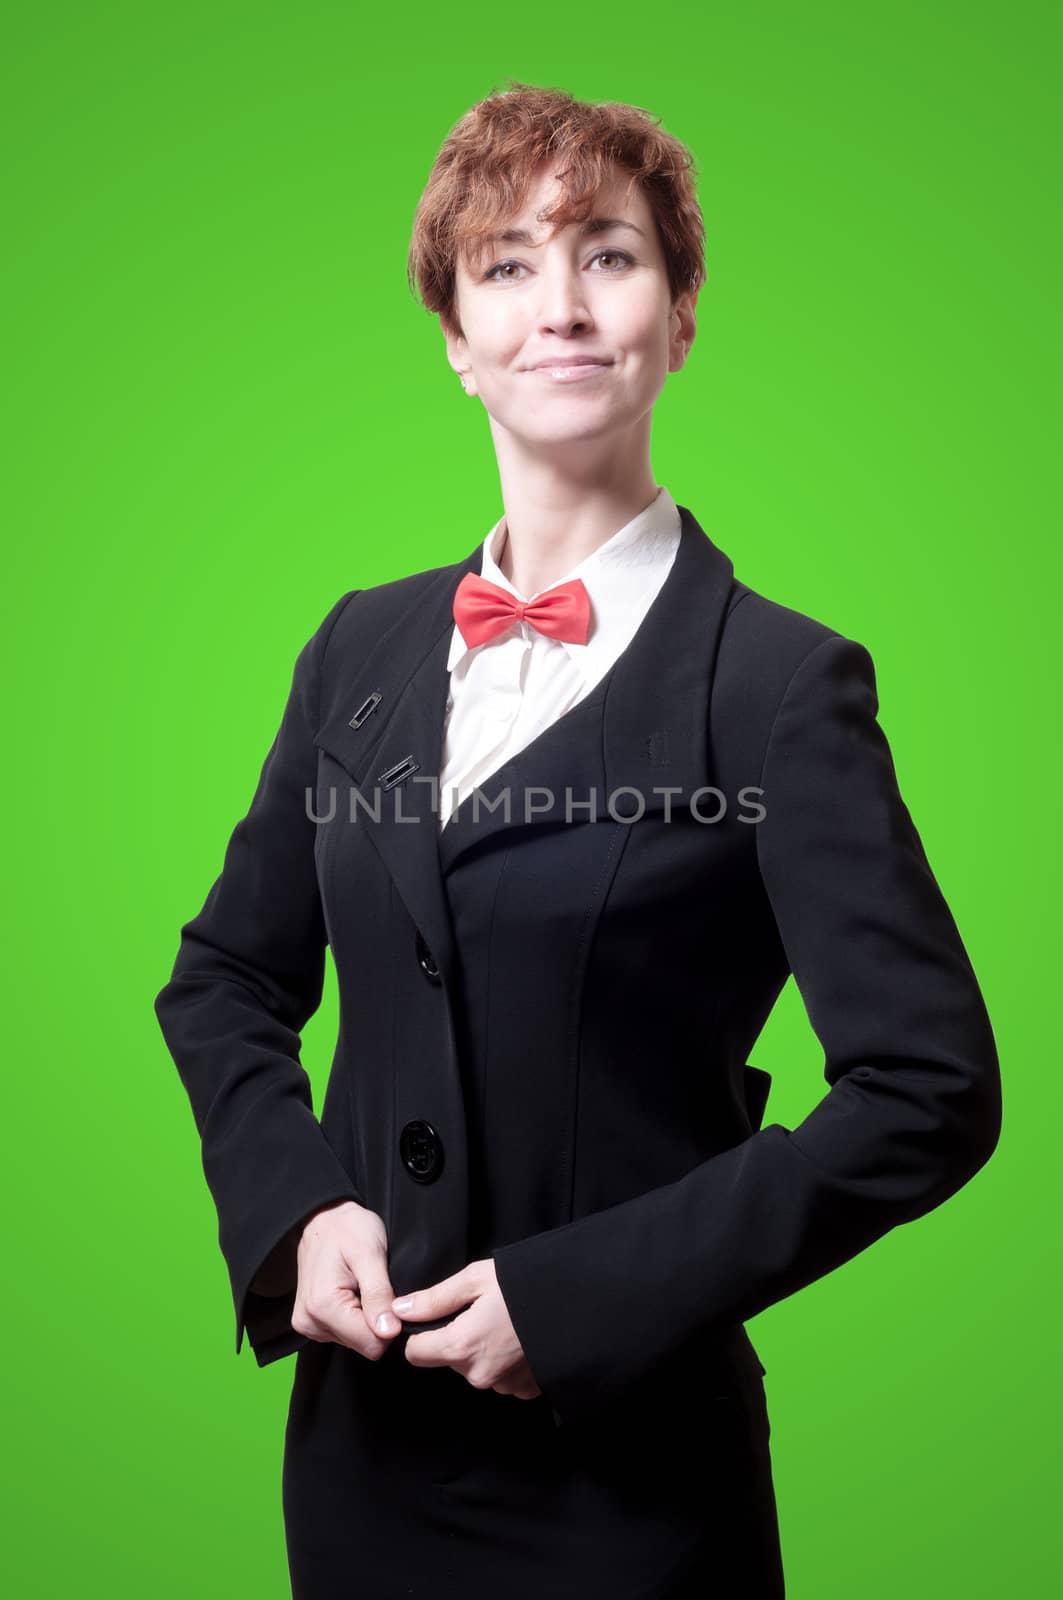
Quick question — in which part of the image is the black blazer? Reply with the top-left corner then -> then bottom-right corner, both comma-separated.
155,503 -> 1001,1436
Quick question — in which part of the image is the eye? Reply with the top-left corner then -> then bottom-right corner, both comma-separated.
483,248 -> 635,283
590,249 -> 635,272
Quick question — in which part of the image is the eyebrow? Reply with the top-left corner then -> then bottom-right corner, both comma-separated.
483,216 -> 647,248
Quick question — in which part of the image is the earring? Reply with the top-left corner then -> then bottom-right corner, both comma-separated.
459,375 -> 468,391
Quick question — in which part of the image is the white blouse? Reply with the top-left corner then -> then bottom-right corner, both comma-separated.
439,486 -> 682,829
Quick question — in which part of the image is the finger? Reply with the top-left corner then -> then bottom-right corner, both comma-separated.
294,1279 -> 391,1361
392,1272 -> 474,1322
331,1300 -> 397,1360
402,1328 -> 459,1369
489,1374 -> 541,1399
355,1250 -> 404,1339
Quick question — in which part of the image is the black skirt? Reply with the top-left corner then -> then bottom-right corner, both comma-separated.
281,1334 -> 785,1599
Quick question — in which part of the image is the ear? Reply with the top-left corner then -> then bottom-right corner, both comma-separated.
442,318 -> 475,395
668,288 -> 698,373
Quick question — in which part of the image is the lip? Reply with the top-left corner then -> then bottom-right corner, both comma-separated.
528,355 -> 612,369
528,360 -> 612,383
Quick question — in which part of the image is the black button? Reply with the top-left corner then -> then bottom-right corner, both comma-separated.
415,930 -> 441,984
399,1119 -> 445,1184
613,790 -> 642,818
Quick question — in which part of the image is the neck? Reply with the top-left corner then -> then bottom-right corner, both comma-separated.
489,421 -> 659,597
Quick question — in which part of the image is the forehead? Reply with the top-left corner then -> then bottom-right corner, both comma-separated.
460,167 -> 654,271
500,163 -> 647,235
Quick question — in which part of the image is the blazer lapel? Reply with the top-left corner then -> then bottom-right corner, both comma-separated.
313,504 -> 736,992
312,540 -> 480,997
601,502 -> 735,814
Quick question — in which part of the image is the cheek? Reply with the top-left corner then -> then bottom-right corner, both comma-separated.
479,303 -> 529,355
610,294 -> 672,356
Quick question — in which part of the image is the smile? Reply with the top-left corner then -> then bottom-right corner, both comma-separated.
531,364 -> 611,383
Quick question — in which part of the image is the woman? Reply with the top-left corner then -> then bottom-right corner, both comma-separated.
154,81 -> 1001,1599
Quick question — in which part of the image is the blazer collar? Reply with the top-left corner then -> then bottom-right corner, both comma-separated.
314,503 -> 736,998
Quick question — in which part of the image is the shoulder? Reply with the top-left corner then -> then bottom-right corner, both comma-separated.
711,577 -> 878,785
312,561 -> 458,664
716,578 -> 850,708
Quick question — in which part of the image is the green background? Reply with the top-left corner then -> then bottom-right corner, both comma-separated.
4,1 -> 1057,1594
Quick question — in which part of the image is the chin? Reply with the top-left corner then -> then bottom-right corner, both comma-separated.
504,405 -> 628,444
528,425 -> 622,451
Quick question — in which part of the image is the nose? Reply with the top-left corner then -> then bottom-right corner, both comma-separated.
536,260 -> 594,338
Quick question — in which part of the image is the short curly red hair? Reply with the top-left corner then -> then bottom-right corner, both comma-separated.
407,80 -> 706,339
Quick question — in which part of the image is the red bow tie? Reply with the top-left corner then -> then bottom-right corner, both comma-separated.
452,572 -> 591,649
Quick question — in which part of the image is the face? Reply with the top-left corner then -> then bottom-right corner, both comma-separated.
444,161 -> 697,450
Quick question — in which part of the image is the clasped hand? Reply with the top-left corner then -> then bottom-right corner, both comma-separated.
288,1199 -> 542,1400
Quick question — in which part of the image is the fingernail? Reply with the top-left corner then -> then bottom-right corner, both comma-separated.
393,1296 -> 414,1312
376,1312 -> 398,1334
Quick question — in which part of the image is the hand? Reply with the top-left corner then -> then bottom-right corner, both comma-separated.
391,1257 -> 542,1399
289,1199 -> 405,1359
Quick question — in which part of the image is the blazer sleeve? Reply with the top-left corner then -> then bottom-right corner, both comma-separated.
153,589 -> 365,1367
490,632 -> 1002,1424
